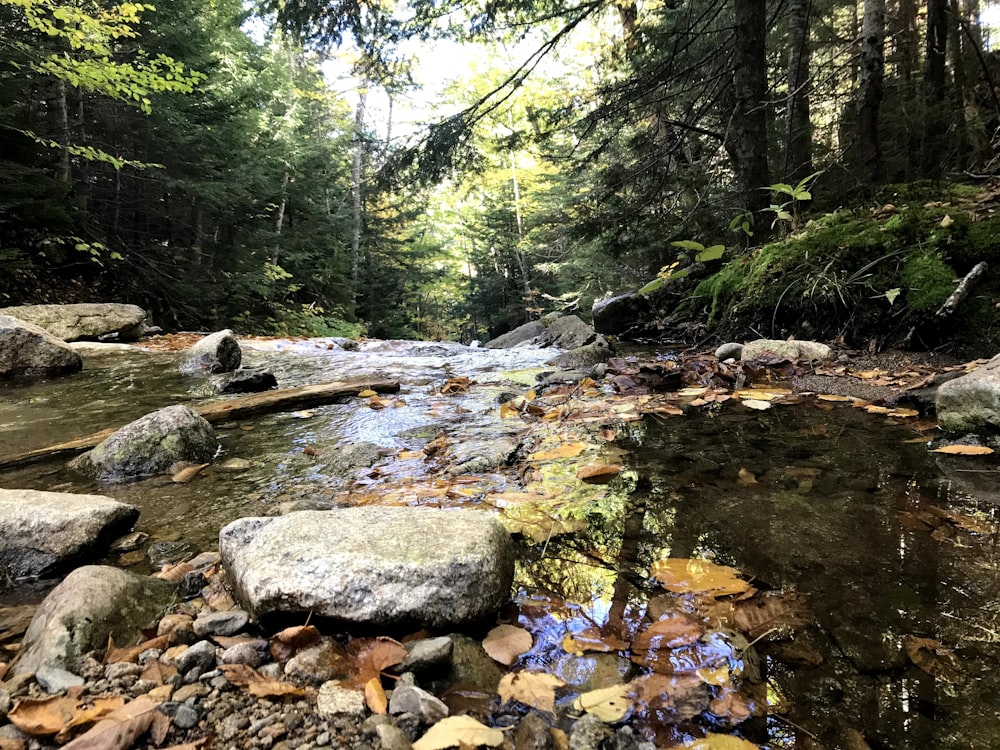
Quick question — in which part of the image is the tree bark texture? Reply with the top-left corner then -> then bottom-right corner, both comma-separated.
350,89 -> 367,310
857,0 -> 886,184
923,0 -> 949,176
784,0 -> 813,183
728,0 -> 770,215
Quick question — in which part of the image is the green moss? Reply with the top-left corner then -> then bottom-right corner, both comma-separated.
901,251 -> 956,313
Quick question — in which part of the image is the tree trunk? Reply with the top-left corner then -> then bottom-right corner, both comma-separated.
727,0 -> 770,216
56,78 -> 70,183
350,89 -> 367,312
857,0 -> 886,184
949,0 -> 970,170
898,0 -> 920,82
784,0 -> 813,183
923,0 -> 949,177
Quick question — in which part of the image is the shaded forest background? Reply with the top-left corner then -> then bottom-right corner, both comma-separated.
3,0 -> 1000,346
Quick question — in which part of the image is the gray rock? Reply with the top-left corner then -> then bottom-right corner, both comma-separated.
592,293 -> 652,338
375,724 -> 413,750
316,682 -> 366,719
568,713 -> 612,750
181,329 -> 242,374
388,683 -> 448,724
193,609 -> 250,637
0,687 -> 10,717
35,665 -> 85,693
174,640 -> 218,675
318,442 -> 384,478
546,338 -> 611,370
0,489 -> 138,578
485,321 -> 546,349
714,342 -> 744,361
741,338 -> 833,363
109,531 -> 149,553
13,565 -> 176,677
173,704 -> 201,729
69,405 -> 218,482
438,634 -> 504,693
543,315 -> 598,350
0,303 -> 149,342
516,712 -> 555,750
937,354 -> 1000,433
221,641 -> 266,668
104,662 -> 142,680
396,637 -> 453,674
283,641 -> 342,685
220,507 -> 515,627
0,315 -> 82,378
213,368 -> 277,394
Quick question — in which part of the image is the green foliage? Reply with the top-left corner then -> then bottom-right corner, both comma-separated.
901,251 -> 955,314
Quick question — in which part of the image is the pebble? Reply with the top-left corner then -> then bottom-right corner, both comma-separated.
0,688 -> 10,717
375,723 -> 413,750
222,640 -> 266,668
173,704 -> 201,729
174,640 -> 218,674
175,683 -> 210,702
396,637 -> 453,674
35,666 -> 85,693
105,662 -> 143,680
387,683 -> 448,724
316,683 -> 366,719
158,613 -> 196,641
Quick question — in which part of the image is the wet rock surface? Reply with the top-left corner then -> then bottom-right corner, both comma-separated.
935,352 -> 1000,433
0,315 -> 82,378
0,303 -> 150,342
181,329 -> 242,374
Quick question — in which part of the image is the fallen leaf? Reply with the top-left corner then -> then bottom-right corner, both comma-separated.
140,660 -> 177,686
441,377 -> 473,394
290,410 -> 314,418
562,627 -> 629,655
171,463 -> 209,483
349,637 -> 407,683
497,672 -> 566,713
104,634 -> 170,664
734,388 -> 791,401
671,733 -> 761,749
903,636 -> 963,683
269,625 -> 322,663
413,715 -> 504,750
739,400 -> 772,411
576,464 -> 623,483
60,695 -> 159,750
0,739 -> 24,750
529,443 -> 588,461
482,625 -> 533,666
154,561 -> 194,583
364,677 -> 388,714
650,559 -> 752,598
632,673 -> 710,720
943,509 -> 994,535
708,690 -> 753,724
886,408 -> 919,418
598,428 -> 617,441
816,393 -> 854,402
632,613 -> 704,652
932,444 -> 994,455
572,683 -> 631,723
358,389 -> 377,397
219,664 -> 307,698
737,468 -> 757,485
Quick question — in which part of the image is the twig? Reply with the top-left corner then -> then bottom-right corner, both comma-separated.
937,261 -> 988,318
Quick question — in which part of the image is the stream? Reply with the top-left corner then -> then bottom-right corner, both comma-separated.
2,337 -> 999,749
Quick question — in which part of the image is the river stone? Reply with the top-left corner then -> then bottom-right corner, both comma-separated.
0,303 -> 149,342
0,315 -> 82,378
741,338 -> 833,363
219,507 -> 515,626
546,338 -> 611,369
13,565 -> 176,679
0,489 -> 139,578
543,314 -> 598,349
714,342 -> 744,361
69,405 -> 218,482
592,292 -> 652,337
181,329 -> 242,374
936,353 -> 1000,433
486,321 -> 546,349
213,367 -> 277,393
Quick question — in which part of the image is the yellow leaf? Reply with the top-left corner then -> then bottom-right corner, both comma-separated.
572,683 -> 632,723
816,393 -> 853,402
649,558 -> 752,597
940,214 -> 954,227
500,401 -> 520,419
695,665 -> 731,686
677,387 -> 709,398
737,468 -> 757,485
671,734 -> 761,749
886,408 -> 919,418
358,389 -> 377,397
740,400 -> 772,411
932,445 -> 995,455
497,672 -> 566,713
734,388 -> 791,401
364,678 -> 387,714
530,443 -> 587,461
864,405 -> 891,415
413,716 -> 505,750
576,464 -> 623,483
525,389 -> 537,401
482,625 -> 533,666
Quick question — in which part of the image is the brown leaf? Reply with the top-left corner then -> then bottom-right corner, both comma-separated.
441,377 -> 473,394
104,634 -> 171,665
149,711 -> 171,746
931,444 -> 995,455
364,677 -> 388,714
171,463 -> 209,483
497,672 -> 566,713
349,637 -> 407,683
529,443 -> 588,461
716,592 -> 813,640
737,468 -> 757,485
576,464 -> 623,484
632,613 -> 704,653
482,625 -> 533,666
903,636 -> 963,683
140,660 -> 177,686
9,696 -> 82,736
631,673 -> 709,720
60,696 -> 159,750
0,739 -> 24,750
269,625 -> 322,663
708,689 -> 753,724
219,664 -> 307,698
561,627 -> 629,655
153,561 -> 194,583
649,559 -> 752,598
0,605 -> 37,645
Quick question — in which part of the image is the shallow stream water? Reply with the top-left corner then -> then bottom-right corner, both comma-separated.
2,339 -> 999,749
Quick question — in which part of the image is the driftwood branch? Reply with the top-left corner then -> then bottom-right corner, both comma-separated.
0,378 -> 399,471
936,261 -> 988,318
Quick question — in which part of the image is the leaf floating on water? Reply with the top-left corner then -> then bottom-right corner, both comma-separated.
903,636 -> 963,683
816,393 -> 854,402
576,464 -> 623,483
498,672 -> 566,713
441,377 -> 473,395
357,389 -> 377,398
650,559 -> 752,598
740,399 -> 772,411
171,463 -> 209,483
412,715 -> 504,750
219,664 -> 306,698
290,410 -> 314,419
632,613 -> 704,652
670,733 -> 761,749
482,625 -> 533,666
572,683 -> 632,723
561,627 -> 629,655
932,444 -> 994,455
529,443 -> 588,461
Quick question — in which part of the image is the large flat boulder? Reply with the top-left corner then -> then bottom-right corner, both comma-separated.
485,321 -> 546,349
592,293 -> 652,337
69,405 -> 218,482
741,338 -> 833,363
181,329 -> 242,374
936,354 -> 1000,433
13,566 -> 176,680
0,489 -> 138,578
0,315 -> 82,378
486,314 -> 598,350
220,507 -> 515,627
0,303 -> 149,342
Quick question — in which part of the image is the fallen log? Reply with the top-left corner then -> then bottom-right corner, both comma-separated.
0,378 -> 399,471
